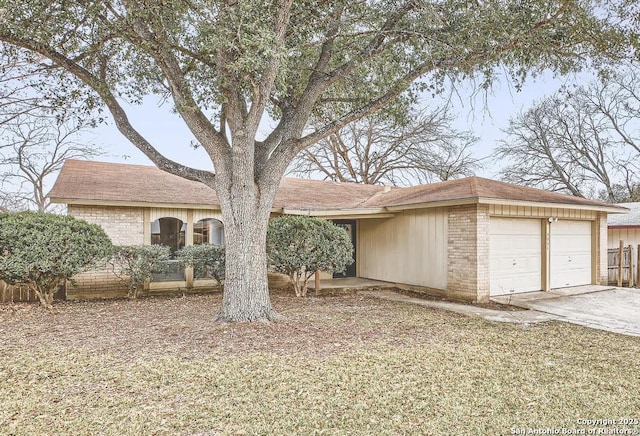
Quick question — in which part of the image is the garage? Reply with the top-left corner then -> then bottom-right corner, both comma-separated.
490,218 -> 542,296
550,220 -> 592,288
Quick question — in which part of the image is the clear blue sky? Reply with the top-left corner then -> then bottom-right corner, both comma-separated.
84,70 -> 594,179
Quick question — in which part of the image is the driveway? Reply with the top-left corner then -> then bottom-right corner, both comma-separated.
492,286 -> 640,337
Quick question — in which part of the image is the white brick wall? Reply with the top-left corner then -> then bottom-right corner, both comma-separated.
597,212 -> 608,285
68,205 -> 144,246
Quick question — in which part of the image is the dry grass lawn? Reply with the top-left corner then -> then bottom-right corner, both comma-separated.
1,292 -> 639,435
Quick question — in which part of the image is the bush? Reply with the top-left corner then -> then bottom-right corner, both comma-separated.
176,244 -> 225,288
267,216 -> 352,297
0,212 -> 113,306
110,245 -> 171,299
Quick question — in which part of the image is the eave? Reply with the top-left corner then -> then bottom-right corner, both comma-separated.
384,197 -> 628,214
280,207 -> 395,219
51,197 -> 223,211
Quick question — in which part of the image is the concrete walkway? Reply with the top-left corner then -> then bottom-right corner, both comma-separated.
360,290 -> 560,325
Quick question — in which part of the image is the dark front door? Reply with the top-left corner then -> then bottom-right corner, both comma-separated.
332,219 -> 356,278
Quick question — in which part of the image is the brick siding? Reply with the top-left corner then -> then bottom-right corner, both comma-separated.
596,212 -> 608,285
446,204 -> 490,302
67,205 -> 144,298
68,205 -> 144,246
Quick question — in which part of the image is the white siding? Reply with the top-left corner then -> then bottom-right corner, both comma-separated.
358,208 -> 447,289
608,228 -> 640,249
489,204 -> 597,220
150,208 -> 188,222
193,210 -> 224,223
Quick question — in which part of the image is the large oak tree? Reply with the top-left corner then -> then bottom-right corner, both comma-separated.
0,0 -> 637,321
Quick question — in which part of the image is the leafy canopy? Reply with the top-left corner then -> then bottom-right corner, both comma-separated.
0,0 -> 637,186
0,211 -> 113,306
267,216 -> 352,297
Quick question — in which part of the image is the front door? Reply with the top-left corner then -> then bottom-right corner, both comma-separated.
332,219 -> 356,278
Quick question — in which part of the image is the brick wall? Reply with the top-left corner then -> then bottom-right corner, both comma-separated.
68,262 -> 128,300
446,204 -> 490,302
67,205 -> 145,298
68,205 -> 145,246
596,212 -> 608,285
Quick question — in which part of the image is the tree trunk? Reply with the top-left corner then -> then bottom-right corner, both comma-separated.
215,178 -> 281,322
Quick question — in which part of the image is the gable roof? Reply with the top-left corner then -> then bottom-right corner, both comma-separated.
608,202 -> 640,227
49,160 -> 626,214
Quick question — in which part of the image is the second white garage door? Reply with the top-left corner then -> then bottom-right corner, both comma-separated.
490,218 -> 542,296
550,220 -> 592,288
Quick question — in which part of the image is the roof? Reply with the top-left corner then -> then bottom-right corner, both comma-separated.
49,160 -> 627,214
608,202 -> 640,227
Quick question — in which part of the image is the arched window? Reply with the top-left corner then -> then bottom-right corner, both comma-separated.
150,217 -> 185,254
150,217 -> 185,281
193,218 -> 224,246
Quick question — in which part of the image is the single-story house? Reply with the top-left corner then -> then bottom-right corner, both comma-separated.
49,159 -> 626,302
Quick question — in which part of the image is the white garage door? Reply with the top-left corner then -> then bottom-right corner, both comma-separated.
490,218 -> 542,296
550,220 -> 592,288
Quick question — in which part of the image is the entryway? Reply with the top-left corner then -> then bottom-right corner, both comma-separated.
332,219 -> 357,278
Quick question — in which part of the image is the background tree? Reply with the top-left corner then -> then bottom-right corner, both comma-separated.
1,0 -> 637,321
495,65 -> 640,202
0,112 -> 102,212
289,104 -> 478,185
0,212 -> 113,307
110,245 -> 171,299
267,216 -> 352,297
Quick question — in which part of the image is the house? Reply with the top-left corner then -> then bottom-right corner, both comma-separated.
608,202 -> 640,249
48,159 -> 626,302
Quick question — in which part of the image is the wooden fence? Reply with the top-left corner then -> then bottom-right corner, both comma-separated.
607,241 -> 640,287
0,281 -> 39,303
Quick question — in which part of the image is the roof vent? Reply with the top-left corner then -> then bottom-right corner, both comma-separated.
383,185 -> 391,193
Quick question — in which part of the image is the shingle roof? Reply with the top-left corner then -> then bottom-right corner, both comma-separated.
363,176 -> 622,209
608,202 -> 640,226
49,160 -> 626,212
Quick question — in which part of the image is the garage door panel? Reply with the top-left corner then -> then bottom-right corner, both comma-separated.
490,218 -> 542,296
550,220 -> 592,289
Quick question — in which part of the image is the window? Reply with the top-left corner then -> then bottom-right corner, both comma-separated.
193,218 -> 224,246
150,217 -> 186,281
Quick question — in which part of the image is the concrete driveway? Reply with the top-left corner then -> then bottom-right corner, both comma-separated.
492,286 -> 640,337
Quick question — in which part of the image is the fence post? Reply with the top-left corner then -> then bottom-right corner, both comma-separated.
618,240 -> 624,287
637,244 -> 640,287
629,245 -> 634,288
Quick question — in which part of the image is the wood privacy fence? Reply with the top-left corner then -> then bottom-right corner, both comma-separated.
607,241 -> 640,287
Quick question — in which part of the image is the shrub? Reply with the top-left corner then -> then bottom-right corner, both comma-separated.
267,216 -> 352,297
0,212 -> 113,306
110,245 -> 171,299
176,244 -> 225,288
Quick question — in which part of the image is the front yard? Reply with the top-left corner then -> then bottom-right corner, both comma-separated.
1,292 -> 639,435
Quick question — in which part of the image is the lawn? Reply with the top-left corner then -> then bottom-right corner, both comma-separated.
1,292 -> 639,435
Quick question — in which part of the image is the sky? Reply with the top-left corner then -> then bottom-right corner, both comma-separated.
82,70 -> 595,180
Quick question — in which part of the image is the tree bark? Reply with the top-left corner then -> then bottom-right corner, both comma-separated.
214,161 -> 282,322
